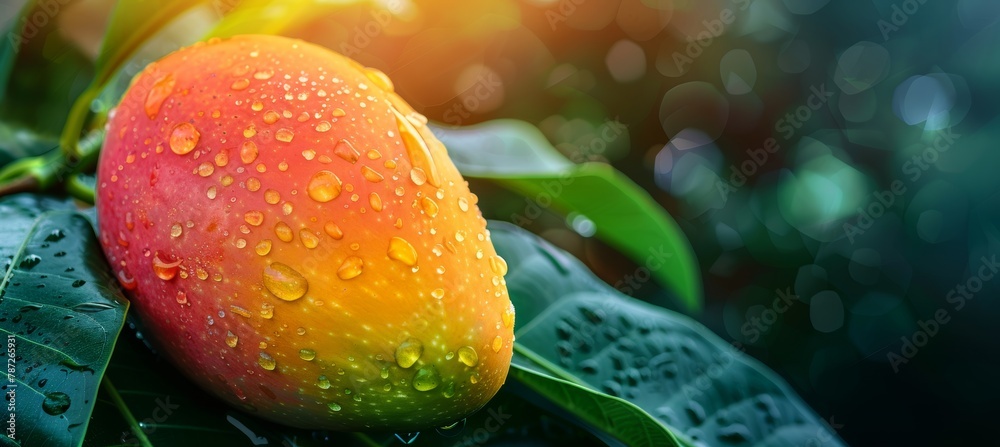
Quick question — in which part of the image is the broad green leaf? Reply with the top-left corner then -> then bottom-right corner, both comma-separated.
490,221 -> 846,447
0,194 -> 129,447
434,121 -> 702,312
508,363 -> 686,447
206,0 -> 366,39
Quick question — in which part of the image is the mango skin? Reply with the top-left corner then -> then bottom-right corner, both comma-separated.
96,35 -> 514,431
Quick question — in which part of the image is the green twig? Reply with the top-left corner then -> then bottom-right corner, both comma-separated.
101,376 -> 154,447
66,174 -> 95,204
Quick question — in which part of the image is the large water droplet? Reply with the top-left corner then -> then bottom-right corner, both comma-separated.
337,256 -> 364,280
502,304 -> 515,328
490,255 -> 509,276
395,337 -> 423,368
262,262 -> 308,301
388,237 -> 418,266
409,167 -> 427,186
274,222 -> 294,242
324,222 -> 344,240
412,365 -> 441,391
225,331 -> 238,348
457,346 -> 479,367
275,128 -> 294,142
307,170 -> 343,202
153,252 -> 182,281
299,348 -> 316,361
328,402 -> 342,412
361,166 -> 384,183
169,123 -> 199,155
41,392 -> 71,415
19,254 -> 41,269
421,197 -> 438,217
333,139 -> 360,164
72,302 -> 115,313
492,335 -> 503,353
240,141 -> 258,164
255,239 -> 272,256
369,192 -> 383,211
258,352 -> 276,370
300,229 -> 319,249
45,229 -> 65,242
316,375 -> 331,389
145,73 -> 175,119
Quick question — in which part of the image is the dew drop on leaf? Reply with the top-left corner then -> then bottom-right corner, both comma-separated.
41,392 -> 71,415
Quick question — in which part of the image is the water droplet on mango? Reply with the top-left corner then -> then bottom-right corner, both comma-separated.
333,139 -> 360,164
299,348 -> 316,361
307,170 -> 342,202
395,337 -> 423,368
337,256 -> 364,280
388,237 -> 418,266
412,365 -> 440,391
258,352 -> 277,370
275,128 -> 294,142
274,222 -> 294,242
240,141 -> 258,164
317,375 -> 331,389
152,253 -> 182,280
421,197 -> 438,217
457,346 -> 479,367
169,123 -> 199,155
145,73 -> 175,119
262,262 -> 308,301
225,331 -> 239,348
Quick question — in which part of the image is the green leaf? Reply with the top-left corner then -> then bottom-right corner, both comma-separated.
433,120 -> 702,312
206,0 -> 367,39
508,363 -> 686,447
0,194 -> 129,447
491,221 -> 846,447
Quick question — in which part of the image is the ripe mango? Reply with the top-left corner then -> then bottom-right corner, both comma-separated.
96,35 -> 514,431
